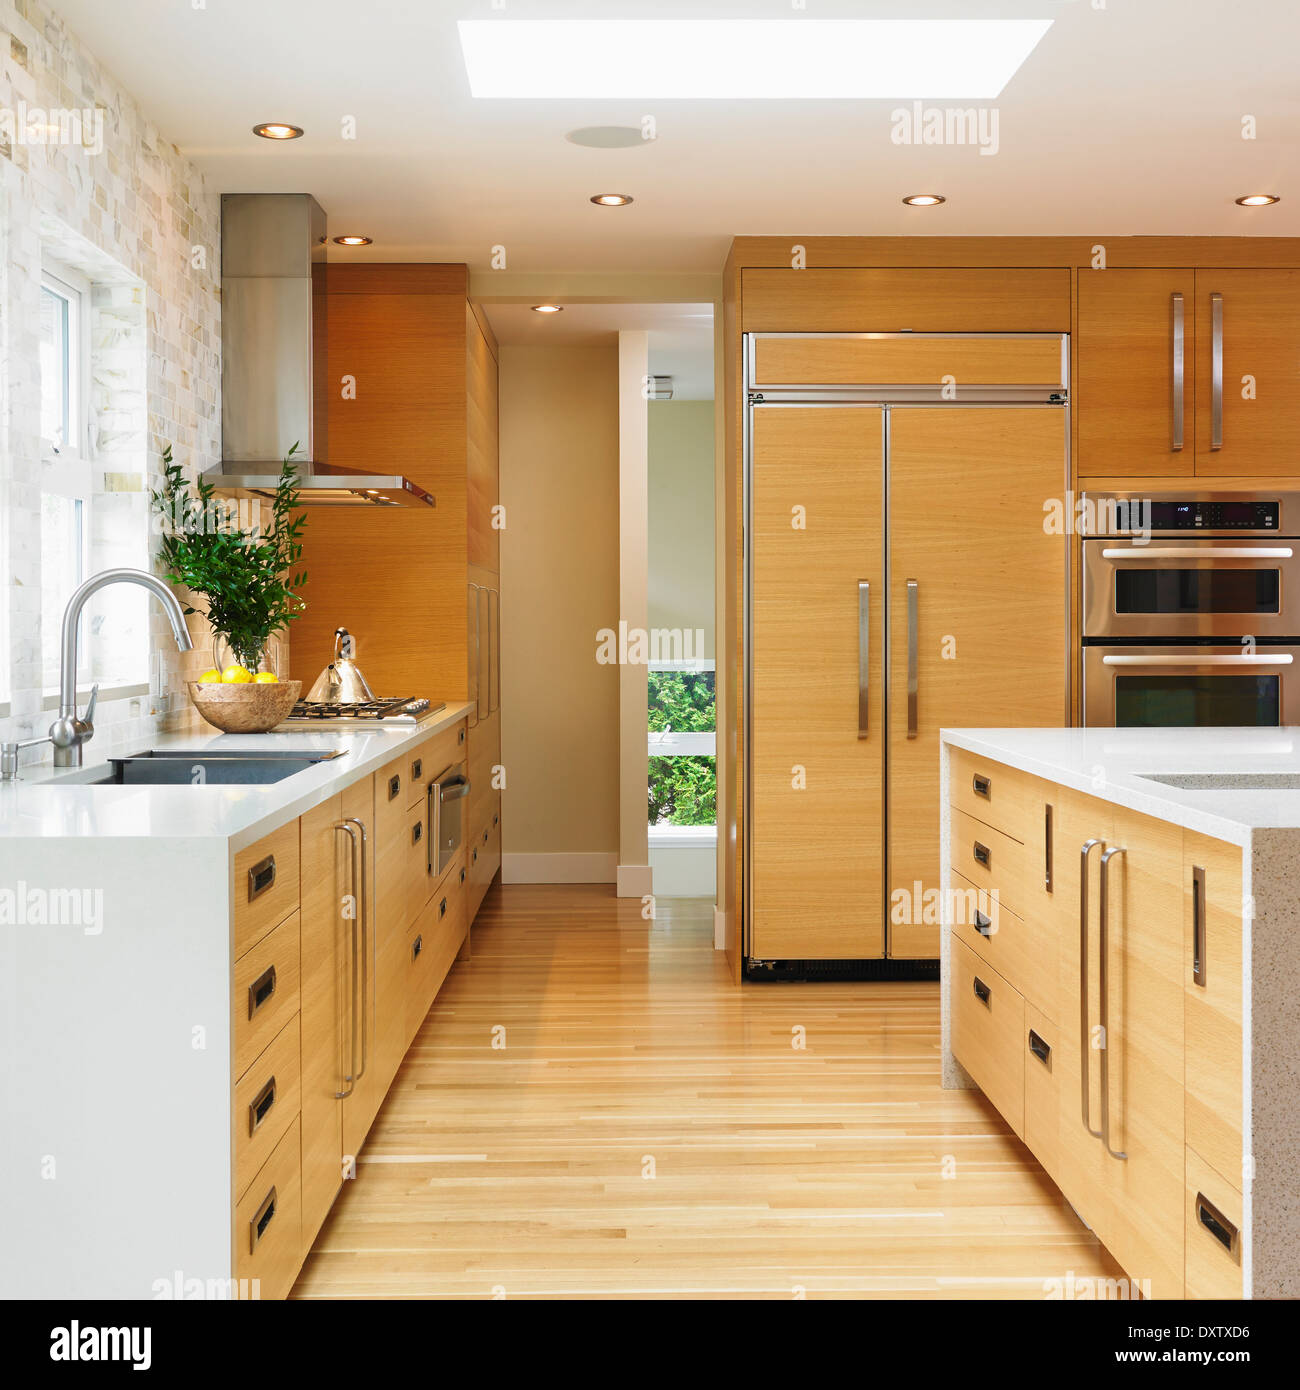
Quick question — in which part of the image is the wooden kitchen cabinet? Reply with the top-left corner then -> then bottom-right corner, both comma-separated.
1194,270 -> 1300,476
1076,269 -> 1195,477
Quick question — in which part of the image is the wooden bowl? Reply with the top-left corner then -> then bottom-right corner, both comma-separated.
188,679 -> 301,734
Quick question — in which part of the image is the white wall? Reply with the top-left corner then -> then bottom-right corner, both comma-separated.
648,399 -> 715,659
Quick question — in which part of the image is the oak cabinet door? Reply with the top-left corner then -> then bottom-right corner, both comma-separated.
750,406 -> 885,960
1076,269 -> 1194,478
1195,269 -> 1300,475
887,407 -> 1067,958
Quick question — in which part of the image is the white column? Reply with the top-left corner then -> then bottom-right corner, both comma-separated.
616,331 -> 652,898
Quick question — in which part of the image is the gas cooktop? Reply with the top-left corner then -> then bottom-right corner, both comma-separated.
277,697 -> 446,728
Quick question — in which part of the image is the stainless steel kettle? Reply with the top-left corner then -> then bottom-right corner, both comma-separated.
305,627 -> 376,703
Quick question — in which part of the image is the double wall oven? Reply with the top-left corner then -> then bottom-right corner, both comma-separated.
1082,491 -> 1300,727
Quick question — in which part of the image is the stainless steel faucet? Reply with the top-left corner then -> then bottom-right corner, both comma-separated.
1,568 -> 193,779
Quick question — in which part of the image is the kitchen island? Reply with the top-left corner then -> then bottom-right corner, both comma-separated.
0,704 -> 479,1299
939,727 -> 1300,1300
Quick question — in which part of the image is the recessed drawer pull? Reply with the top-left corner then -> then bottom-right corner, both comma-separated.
247,854 -> 276,902
248,1076 -> 277,1134
439,896 -> 448,919
458,727 -> 466,745
492,813 -> 499,828
1196,1192 -> 1240,1260
250,1186 -> 277,1252
388,774 -> 401,801
412,933 -> 423,961
459,867 -> 467,885
247,964 -> 276,1019
972,840 -> 991,868
972,976 -> 991,1007
1192,864 -> 1207,987
472,848 -> 478,865
411,758 -> 423,781
482,828 -> 490,845
1028,1030 -> 1051,1065
1044,803 -> 1054,893
412,821 -> 423,845
974,910 -> 993,937
972,773 -> 991,798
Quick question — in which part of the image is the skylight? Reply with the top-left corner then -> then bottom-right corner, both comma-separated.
458,19 -> 1054,100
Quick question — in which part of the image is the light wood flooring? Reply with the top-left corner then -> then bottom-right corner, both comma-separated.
292,884 -> 1121,1299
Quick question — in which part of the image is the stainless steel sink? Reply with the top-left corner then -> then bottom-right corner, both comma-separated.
1137,772 -> 1300,791
78,748 -> 345,786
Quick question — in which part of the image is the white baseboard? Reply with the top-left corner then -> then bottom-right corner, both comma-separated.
714,906 -> 726,950
616,863 -> 654,898
501,852 -> 617,884
647,844 -> 717,899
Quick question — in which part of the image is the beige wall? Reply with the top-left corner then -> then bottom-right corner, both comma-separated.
648,400 -> 716,658
499,345 -> 620,872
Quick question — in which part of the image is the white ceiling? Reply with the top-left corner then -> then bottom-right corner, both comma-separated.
51,0 -> 1300,273
484,302 -> 714,398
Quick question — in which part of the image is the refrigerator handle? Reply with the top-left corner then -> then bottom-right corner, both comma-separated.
906,579 -> 919,739
1211,292 -> 1224,451
857,580 -> 869,738
468,583 -> 480,728
1171,292 -> 1185,451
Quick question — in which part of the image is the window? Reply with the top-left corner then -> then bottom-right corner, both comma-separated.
40,269 -> 88,460
647,663 -> 716,828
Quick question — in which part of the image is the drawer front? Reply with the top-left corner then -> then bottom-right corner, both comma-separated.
234,1013 -> 301,1201
404,721 -> 467,811
753,335 -> 1066,389
375,753 -> 409,841
405,867 -> 468,1046
951,935 -> 1025,1137
1023,1003 -> 1059,1182
233,821 -> 300,959
1185,1147 -> 1244,1299
233,911 -> 301,1081
950,749 -> 1032,844
234,1115 -> 302,1301
949,869 -> 1054,1021
1183,833 -> 1244,1190
950,808 -> 1025,919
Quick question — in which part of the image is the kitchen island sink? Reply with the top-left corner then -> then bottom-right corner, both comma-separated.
76,748 -> 345,786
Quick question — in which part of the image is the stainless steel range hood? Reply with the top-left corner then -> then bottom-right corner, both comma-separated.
207,193 -> 433,509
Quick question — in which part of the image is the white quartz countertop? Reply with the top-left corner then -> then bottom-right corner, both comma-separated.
0,702 -> 474,852
941,726 -> 1300,847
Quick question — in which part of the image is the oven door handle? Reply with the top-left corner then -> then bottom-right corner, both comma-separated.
438,775 -> 472,802
1099,547 -> 1294,561
1101,653 -> 1294,667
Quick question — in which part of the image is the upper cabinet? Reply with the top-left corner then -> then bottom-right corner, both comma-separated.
1077,267 -> 1300,478
1194,270 -> 1300,476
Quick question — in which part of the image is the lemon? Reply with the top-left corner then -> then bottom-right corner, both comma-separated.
254,671 -> 279,684
198,669 -> 222,684
221,664 -> 254,684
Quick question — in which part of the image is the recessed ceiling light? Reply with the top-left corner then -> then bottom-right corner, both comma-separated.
252,122 -> 304,140
332,235 -> 373,246
567,125 -> 653,149
459,20 -> 1053,99
903,194 -> 946,207
591,193 -> 633,207
531,304 -> 564,314
1235,193 -> 1280,206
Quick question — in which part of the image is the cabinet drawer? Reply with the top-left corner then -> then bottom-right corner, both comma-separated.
1183,833 -> 1243,1190
1185,1147 -> 1244,1299
950,808 -> 1025,918
233,821 -> 300,959
1023,1003 -> 1059,1182
234,1115 -> 302,1302
951,935 -> 1025,1137
950,749 -> 1032,844
233,1013 -> 301,1201
753,335 -> 1066,389
233,911 -> 301,1081
405,866 -> 468,1046
949,869 -> 1054,1020
405,721 -> 469,811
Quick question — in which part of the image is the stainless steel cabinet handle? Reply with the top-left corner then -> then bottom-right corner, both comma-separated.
1171,291 -> 1185,451
906,578 -> 918,739
334,820 -> 361,1099
973,909 -> 993,937
1099,846 -> 1128,1161
1028,1030 -> 1051,1066
250,1186 -> 277,1252
412,933 -> 423,961
343,816 -> 370,1083
1079,839 -> 1105,1141
248,1075 -> 276,1134
972,774 -> 991,798
1099,546 -> 1293,560
439,896 -> 448,919
857,579 -> 870,739
387,774 -> 401,802
426,779 -> 438,878
248,965 -> 276,1019
972,840 -> 991,868
1211,292 -> 1224,450
1192,864 -> 1207,987
972,975 -> 991,1006
1044,803 -> 1054,893
477,585 -> 491,721
411,757 -> 423,782
468,582 -> 481,728
490,588 -> 500,714
247,854 -> 276,902
1196,1192 -> 1240,1260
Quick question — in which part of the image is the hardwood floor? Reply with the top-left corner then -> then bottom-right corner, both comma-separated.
292,884 -> 1122,1299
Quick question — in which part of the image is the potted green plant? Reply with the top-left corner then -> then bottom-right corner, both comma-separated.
150,443 -> 308,731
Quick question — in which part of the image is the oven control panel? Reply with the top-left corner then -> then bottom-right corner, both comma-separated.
1147,500 -> 1280,530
